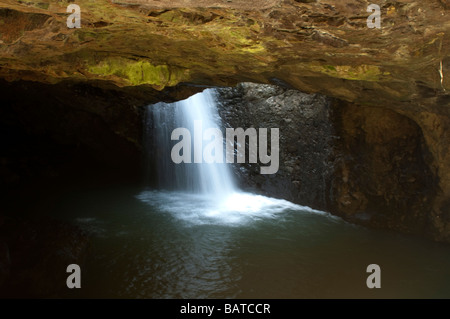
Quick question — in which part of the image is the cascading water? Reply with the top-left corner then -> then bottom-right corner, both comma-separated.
139,88 -> 316,225
146,89 -> 235,197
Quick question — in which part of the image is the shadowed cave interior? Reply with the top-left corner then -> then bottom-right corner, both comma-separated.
0,79 -> 448,298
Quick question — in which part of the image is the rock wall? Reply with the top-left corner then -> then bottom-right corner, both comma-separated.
217,83 -> 334,211
330,102 -> 438,236
216,83 -> 445,241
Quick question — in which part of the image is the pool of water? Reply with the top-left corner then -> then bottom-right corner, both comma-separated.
56,186 -> 450,299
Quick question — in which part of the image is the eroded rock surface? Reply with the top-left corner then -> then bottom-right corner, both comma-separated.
217,83 -> 442,241
217,83 -> 334,212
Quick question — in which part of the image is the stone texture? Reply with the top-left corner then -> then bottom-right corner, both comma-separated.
330,102 -> 438,236
216,83 -> 334,211
216,83 -> 442,240
0,0 -> 448,100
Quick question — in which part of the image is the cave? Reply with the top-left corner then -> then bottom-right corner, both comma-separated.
0,0 -> 449,299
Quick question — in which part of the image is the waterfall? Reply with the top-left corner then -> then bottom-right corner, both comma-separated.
140,88 -> 323,226
146,89 -> 235,197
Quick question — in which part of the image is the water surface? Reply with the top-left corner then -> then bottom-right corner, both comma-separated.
57,186 -> 450,299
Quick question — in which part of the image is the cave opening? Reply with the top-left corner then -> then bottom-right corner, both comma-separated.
0,79 -> 449,299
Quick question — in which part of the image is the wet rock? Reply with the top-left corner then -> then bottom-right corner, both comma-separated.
217,82 -> 334,211
217,83 -> 444,242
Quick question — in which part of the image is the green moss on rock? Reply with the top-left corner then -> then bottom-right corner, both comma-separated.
88,58 -> 187,88
310,64 -> 383,82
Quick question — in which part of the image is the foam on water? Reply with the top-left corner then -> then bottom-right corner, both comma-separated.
136,190 -> 328,226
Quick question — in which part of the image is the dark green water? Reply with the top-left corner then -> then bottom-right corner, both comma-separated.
56,186 -> 450,299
